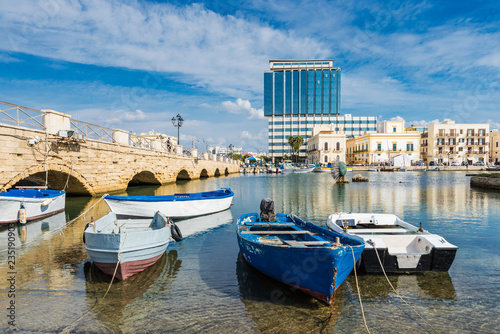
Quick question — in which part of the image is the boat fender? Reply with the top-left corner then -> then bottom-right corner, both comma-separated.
19,204 -> 27,225
171,223 -> 183,242
82,223 -> 90,243
41,198 -> 53,207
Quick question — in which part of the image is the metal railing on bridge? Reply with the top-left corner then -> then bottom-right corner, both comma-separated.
0,101 -> 237,164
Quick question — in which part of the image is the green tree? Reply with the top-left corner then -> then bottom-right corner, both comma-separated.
288,135 -> 304,163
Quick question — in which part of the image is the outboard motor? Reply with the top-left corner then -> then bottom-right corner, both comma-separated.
260,198 -> 276,222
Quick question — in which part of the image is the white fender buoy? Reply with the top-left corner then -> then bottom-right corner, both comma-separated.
19,205 -> 27,224
41,198 -> 53,207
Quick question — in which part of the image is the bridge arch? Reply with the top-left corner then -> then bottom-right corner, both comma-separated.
127,170 -> 162,186
214,168 -> 221,177
200,169 -> 209,178
2,164 -> 95,196
176,169 -> 193,181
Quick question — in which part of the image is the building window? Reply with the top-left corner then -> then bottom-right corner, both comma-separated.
393,127 -> 397,133
392,143 -> 397,151
324,155 -> 328,163
324,142 -> 328,150
377,143 -> 381,151
336,142 -> 340,151
407,143 -> 414,151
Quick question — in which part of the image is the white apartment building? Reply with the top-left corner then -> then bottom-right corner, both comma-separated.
346,120 -> 420,166
307,124 -> 346,164
420,120 -> 489,165
489,130 -> 500,164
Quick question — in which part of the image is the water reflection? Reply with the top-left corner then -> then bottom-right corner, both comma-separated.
174,209 -> 233,239
84,249 -> 182,331
344,271 -> 456,300
236,253 -> 341,333
0,212 -> 67,262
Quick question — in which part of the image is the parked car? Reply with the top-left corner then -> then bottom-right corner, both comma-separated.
473,161 -> 485,166
429,161 -> 435,166
451,161 -> 460,166
495,161 -> 500,166
462,161 -> 469,166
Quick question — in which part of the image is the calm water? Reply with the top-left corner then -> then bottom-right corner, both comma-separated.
1,171 -> 500,333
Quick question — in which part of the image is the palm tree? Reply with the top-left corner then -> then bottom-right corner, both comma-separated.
288,135 -> 304,163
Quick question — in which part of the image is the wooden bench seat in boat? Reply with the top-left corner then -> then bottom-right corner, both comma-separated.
240,230 -> 313,235
350,228 -> 413,234
282,240 -> 331,247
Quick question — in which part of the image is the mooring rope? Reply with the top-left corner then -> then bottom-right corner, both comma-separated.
348,245 -> 371,334
368,240 -> 439,334
63,161 -> 73,191
60,232 -> 128,334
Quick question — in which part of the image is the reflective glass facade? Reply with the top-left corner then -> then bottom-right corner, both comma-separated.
264,64 -> 341,116
264,60 -> 376,161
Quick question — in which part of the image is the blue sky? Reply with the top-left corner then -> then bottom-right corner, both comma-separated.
0,0 -> 499,153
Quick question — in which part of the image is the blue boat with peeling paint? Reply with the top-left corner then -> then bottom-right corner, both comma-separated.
236,213 -> 364,304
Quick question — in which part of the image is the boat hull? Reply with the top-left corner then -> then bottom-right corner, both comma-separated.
358,247 -> 457,273
0,189 -> 66,224
84,212 -> 171,280
237,213 -> 364,304
104,189 -> 233,218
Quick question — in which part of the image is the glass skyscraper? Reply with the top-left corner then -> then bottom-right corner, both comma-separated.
264,60 -> 377,162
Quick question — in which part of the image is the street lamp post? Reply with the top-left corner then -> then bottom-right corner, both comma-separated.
171,114 -> 184,146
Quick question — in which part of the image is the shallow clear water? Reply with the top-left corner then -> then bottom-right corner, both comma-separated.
1,171 -> 499,333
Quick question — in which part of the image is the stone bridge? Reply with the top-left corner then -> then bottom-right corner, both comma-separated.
0,107 -> 240,196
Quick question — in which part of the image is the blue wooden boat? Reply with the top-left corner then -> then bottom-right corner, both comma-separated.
236,212 -> 364,304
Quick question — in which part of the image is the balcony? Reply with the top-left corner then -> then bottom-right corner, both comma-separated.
446,133 -> 458,137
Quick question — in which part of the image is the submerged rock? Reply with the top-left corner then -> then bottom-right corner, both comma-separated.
470,174 -> 500,190
352,174 -> 369,182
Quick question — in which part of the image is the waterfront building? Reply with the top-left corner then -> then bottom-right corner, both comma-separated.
420,120 -> 489,165
264,60 -> 377,162
405,125 -> 428,134
489,130 -> 500,163
346,120 -> 420,165
209,146 -> 243,156
307,124 -> 346,164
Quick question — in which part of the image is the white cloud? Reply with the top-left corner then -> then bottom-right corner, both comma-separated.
389,116 -> 405,121
0,0 -> 327,98
123,109 -> 148,121
221,98 -> 265,119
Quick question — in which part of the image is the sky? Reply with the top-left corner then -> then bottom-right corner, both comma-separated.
0,0 -> 499,153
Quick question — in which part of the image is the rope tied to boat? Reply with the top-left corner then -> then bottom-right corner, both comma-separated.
348,245 -> 371,334
368,239 -> 440,334
60,232 -> 128,334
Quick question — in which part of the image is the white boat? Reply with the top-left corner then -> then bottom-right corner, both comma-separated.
84,211 -> 175,280
293,166 -> 315,173
279,162 -> 295,173
314,167 -> 332,172
0,189 -> 65,224
104,188 -> 234,218
326,213 -> 458,273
